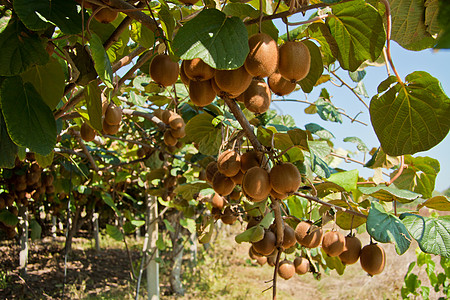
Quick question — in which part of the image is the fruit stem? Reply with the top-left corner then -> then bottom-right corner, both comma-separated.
258,0 -> 263,33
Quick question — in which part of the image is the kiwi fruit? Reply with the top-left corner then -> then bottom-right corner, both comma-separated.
268,70 -> 297,96
269,162 -> 301,195
243,79 -> 271,114
212,172 -> 235,196
229,188 -> 241,201
217,150 -> 241,177
278,41 -> 311,83
240,151 -> 264,172
80,122 -> 96,142
242,166 -> 271,202
293,257 -> 310,275
244,33 -> 278,78
41,173 -> 54,187
105,104 -> 122,126
211,193 -> 226,210
214,66 -> 252,97
252,230 -> 276,256
137,147 -> 147,158
189,79 -> 216,107
164,130 -> 178,147
178,0 -> 198,5
295,221 -> 323,248
94,7 -> 118,24
103,119 -> 120,135
249,245 -> 263,258
267,255 -> 277,267
282,224 -> 297,250
278,260 -> 295,280
179,61 -> 191,85
170,127 -> 186,139
168,114 -> 185,130
360,243 -> 386,276
205,161 -> 219,183
255,256 -> 267,266
0,197 -> 5,210
230,171 -> 244,185
150,54 -> 180,87
76,0 -> 95,9
322,231 -> 346,257
270,188 -> 289,200
184,58 -> 215,81
339,235 -> 362,265
221,207 -> 237,225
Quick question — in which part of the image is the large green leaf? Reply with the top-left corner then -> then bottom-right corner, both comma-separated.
367,202 -> 411,255
335,210 -> 367,230
89,34 -> 113,88
0,210 -> 19,227
13,0 -> 84,34
0,109 -> 18,168
328,169 -> 359,192
418,196 -> 450,211
392,156 -> 439,199
390,0 -> 436,51
370,72 -> 450,156
299,40 -> 323,93
174,182 -> 210,200
106,224 -> 124,241
0,77 -> 56,156
83,81 -> 103,132
130,20 -> 155,49
327,0 -> 385,71
21,57 -> 65,110
29,219 -> 42,241
425,0 -> 441,36
359,185 -> 421,203
435,0 -> 450,49
0,17 -> 49,76
287,195 -> 309,219
172,9 -> 249,70
307,22 -> 339,66
401,213 -> 450,257
185,113 -> 222,155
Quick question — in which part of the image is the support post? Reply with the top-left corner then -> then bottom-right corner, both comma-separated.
92,210 -> 100,251
146,195 -> 159,300
19,206 -> 29,277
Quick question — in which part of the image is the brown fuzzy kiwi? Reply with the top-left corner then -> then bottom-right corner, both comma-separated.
101,93 -> 109,116
278,260 -> 295,280
243,79 -> 271,114
269,188 -> 289,200
230,171 -> 244,185
360,243 -> 386,276
205,161 -> 219,183
178,0 -> 198,5
211,193 -> 226,210
282,224 -> 297,250
217,150 -> 241,177
189,79 -> 216,107
80,123 -> 96,142
255,256 -> 267,266
137,147 -> 147,158
103,119 -> 119,134
293,257 -> 310,275
94,7 -> 118,24
214,66 -> 252,97
76,0 -> 95,9
240,151 -> 264,173
269,162 -> 301,195
268,70 -> 297,96
278,41 -> 311,83
252,230 -> 276,256
153,108 -> 164,120
244,33 -> 279,78
105,104 -> 122,126
150,54 -> 180,87
161,110 -> 173,124
168,114 -> 185,130
229,189 -> 241,201
163,130 -> 178,147
339,235 -> 362,265
295,221 -> 323,248
211,207 -> 222,220
322,231 -> 346,257
179,61 -> 191,85
212,172 -> 235,196
170,127 -> 186,139
184,58 -> 215,81
267,255 -> 277,267
242,167 -> 271,202
221,207 -> 237,225
249,245 -> 263,258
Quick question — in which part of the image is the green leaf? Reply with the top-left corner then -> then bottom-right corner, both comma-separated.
401,214 -> 450,257
235,225 -> 265,243
390,0 -> 436,51
328,170 -> 359,192
106,224 -> 123,241
103,193 -> 121,217
425,0 -> 441,36
83,81 -> 103,132
163,219 -> 175,232
0,77 -> 56,156
89,34 -> 113,88
299,40 -> 323,93
418,196 -> 450,211
327,0 -> 385,71
343,136 -> 369,152
435,0 -> 450,48
307,22 -> 339,66
274,133 -> 304,162
185,113 -> 222,155
29,219 -> 42,241
180,218 -> 196,234
172,9 -> 249,70
287,195 -> 309,219
0,17 -> 49,76
367,202 -> 411,255
0,210 -> 19,227
349,70 -> 366,82
307,141 -> 332,178
393,156 -> 439,199
313,98 -> 342,123
13,0 -> 84,34
130,220 -> 145,227
305,123 -> 335,140
130,20 -> 155,48
174,182 -> 210,200
35,152 -> 54,168
0,110 -> 18,168
335,210 -> 367,230
359,185 -> 421,203
370,72 -> 450,156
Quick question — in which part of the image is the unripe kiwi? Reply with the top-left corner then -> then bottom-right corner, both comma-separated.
214,66 -> 252,96
240,151 -> 264,172
221,207 -> 237,225
205,161 -> 219,183
94,7 -> 118,24
293,257 -> 310,275
170,127 -> 186,139
242,167 -> 271,202
103,119 -> 120,134
183,58 -> 215,81
211,193 -> 226,210
150,54 -> 180,87
217,150 -> 241,177
212,172 -> 235,196
282,224 -> 297,250
252,230 -> 276,256
269,162 -> 301,195
244,33 -> 278,78
360,243 -> 386,276
243,79 -> 271,114
339,235 -> 362,265
322,231 -> 346,257
189,79 -> 216,107
295,221 -> 323,248
80,123 -> 96,142
278,41 -> 311,83
164,130 -> 178,147
105,104 -> 122,126
230,171 -> 244,185
278,260 -> 295,280
268,70 -> 297,96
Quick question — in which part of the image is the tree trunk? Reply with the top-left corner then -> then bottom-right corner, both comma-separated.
19,206 -> 28,277
64,205 -> 81,254
146,195 -> 159,300
169,212 -> 185,296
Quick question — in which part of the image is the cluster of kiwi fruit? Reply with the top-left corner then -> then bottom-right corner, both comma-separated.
152,108 -> 186,151
76,0 -> 119,24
